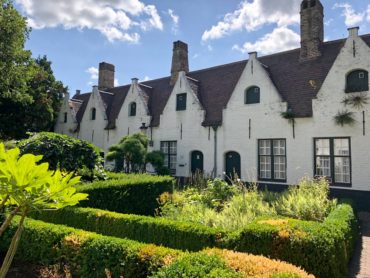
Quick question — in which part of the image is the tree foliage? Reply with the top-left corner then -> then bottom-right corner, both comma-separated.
0,143 -> 88,276
0,1 -> 66,139
18,132 -> 105,180
106,133 -> 148,173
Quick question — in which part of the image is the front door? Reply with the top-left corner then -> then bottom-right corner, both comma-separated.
191,151 -> 204,174
225,151 -> 241,180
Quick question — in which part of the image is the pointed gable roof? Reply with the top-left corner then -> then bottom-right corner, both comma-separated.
69,34 -> 370,128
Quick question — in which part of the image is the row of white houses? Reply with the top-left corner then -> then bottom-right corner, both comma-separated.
56,0 -> 370,192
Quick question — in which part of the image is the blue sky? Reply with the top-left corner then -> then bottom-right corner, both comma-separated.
14,0 -> 370,94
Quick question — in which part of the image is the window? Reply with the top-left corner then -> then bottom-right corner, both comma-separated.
258,139 -> 286,181
245,86 -> 260,104
314,138 -> 351,186
346,70 -> 369,93
64,112 -> 67,123
129,102 -> 136,116
160,141 -> 177,175
176,93 -> 187,111
91,108 -> 96,120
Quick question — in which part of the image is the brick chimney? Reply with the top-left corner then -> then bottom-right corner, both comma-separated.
300,0 -> 324,62
98,62 -> 115,90
170,41 -> 189,86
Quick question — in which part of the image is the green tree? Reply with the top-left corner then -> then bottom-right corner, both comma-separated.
0,143 -> 88,277
106,133 -> 148,173
0,1 -> 66,139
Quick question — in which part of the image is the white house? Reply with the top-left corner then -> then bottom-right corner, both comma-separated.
55,0 -> 370,195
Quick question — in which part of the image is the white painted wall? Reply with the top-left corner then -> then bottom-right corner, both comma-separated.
55,31 -> 370,191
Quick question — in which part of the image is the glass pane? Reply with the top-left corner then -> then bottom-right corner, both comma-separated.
259,140 -> 271,155
335,157 -> 350,183
316,156 -> 331,177
160,142 -> 168,154
334,139 -> 349,156
315,139 -> 330,155
259,156 -> 271,179
274,156 -> 286,180
169,141 -> 177,154
170,155 -> 177,170
273,140 -> 285,155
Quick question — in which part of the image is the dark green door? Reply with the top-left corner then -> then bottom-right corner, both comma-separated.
191,151 -> 204,174
225,151 -> 241,180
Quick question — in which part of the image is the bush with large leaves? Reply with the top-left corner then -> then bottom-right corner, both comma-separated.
18,132 -> 105,180
0,143 -> 88,277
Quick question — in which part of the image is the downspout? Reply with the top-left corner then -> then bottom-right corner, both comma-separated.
212,125 -> 218,178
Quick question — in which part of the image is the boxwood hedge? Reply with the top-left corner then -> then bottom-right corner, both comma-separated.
31,204 -> 358,278
0,217 -> 181,278
77,174 -> 174,215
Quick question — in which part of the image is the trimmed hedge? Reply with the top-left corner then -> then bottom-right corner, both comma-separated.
0,217 -> 181,277
31,204 -> 358,278
77,174 -> 174,215
31,207 -> 224,251
228,204 -> 358,278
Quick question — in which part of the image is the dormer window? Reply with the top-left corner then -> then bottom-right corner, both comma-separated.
176,93 -> 187,111
245,86 -> 260,104
91,108 -> 96,120
346,70 -> 369,93
129,102 -> 136,116
64,112 -> 67,123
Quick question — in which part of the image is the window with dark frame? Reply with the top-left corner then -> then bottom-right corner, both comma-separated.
245,86 -> 260,104
314,138 -> 351,186
91,108 -> 96,120
160,141 -> 177,175
258,139 -> 286,181
64,112 -> 67,123
346,70 -> 369,93
129,102 -> 136,116
176,93 -> 187,111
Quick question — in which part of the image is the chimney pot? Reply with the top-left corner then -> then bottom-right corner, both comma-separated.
348,27 -> 359,37
98,62 -> 115,90
75,89 -> 81,96
170,41 -> 189,86
131,77 -> 139,85
248,52 -> 258,59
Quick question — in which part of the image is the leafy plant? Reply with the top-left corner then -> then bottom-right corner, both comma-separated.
106,133 -> 148,173
334,110 -> 355,126
18,132 -> 105,181
342,93 -> 368,109
0,143 -> 88,277
274,177 -> 337,221
146,150 -> 170,175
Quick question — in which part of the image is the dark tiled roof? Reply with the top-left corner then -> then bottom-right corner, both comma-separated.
70,35 -> 370,128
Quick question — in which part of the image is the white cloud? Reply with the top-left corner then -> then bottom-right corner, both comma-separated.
202,0 -> 301,41
114,78 -> 119,86
16,0 -> 163,43
143,76 -> 151,81
168,9 -> 179,34
86,67 -> 98,80
334,3 -> 365,27
367,5 -> 370,22
232,26 -> 300,55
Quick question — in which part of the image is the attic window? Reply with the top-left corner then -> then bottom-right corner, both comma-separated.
91,108 -> 96,120
64,112 -> 67,123
346,70 -> 369,93
129,102 -> 136,116
245,86 -> 260,104
176,93 -> 187,111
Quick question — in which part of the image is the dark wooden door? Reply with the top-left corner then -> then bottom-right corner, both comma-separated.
225,151 -> 241,180
191,151 -> 204,174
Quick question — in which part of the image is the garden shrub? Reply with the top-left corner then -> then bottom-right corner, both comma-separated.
18,132 -> 105,181
150,253 -> 242,278
204,249 -> 314,278
0,217 -> 181,278
274,177 -> 337,221
77,174 -> 174,215
227,204 -> 358,278
31,206 -> 225,251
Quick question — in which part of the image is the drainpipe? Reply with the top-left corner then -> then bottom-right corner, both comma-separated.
212,125 -> 218,178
